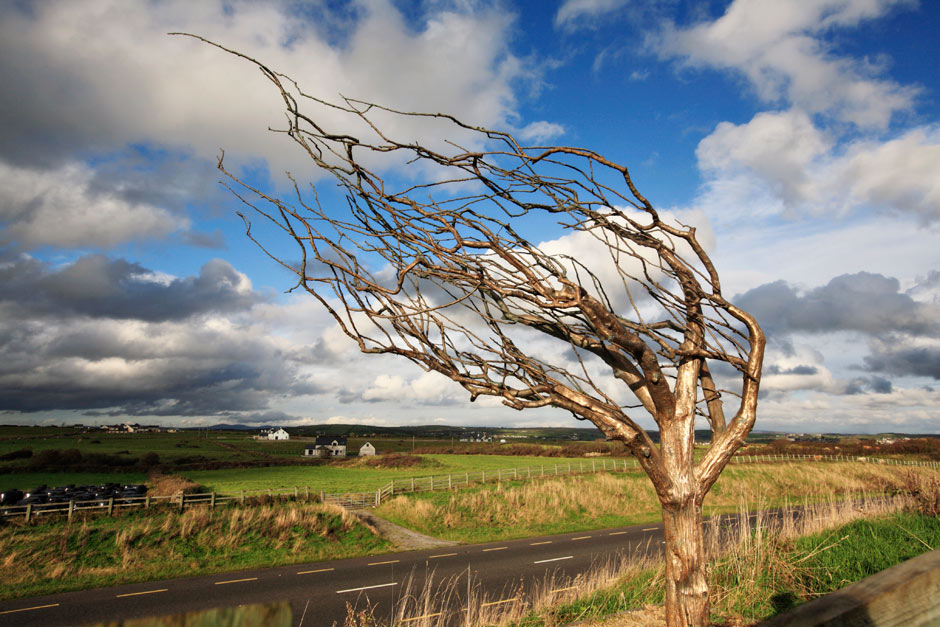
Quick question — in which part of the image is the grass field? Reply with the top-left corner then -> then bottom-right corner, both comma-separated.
187,454 -> 598,493
0,500 -> 391,600
375,462 -> 940,543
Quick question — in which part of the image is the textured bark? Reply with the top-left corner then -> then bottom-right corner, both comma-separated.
181,33 -> 767,626
662,496 -> 709,627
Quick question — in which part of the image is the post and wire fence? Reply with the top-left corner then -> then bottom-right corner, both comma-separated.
2,453 -> 938,522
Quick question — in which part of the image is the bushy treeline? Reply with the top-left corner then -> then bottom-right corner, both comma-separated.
752,437 -> 940,460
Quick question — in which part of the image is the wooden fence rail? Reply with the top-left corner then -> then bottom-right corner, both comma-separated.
2,453 -> 938,522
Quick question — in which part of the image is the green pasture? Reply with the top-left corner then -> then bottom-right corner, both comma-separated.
186,454 -> 595,493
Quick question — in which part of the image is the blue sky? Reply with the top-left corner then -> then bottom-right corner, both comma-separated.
1,0 -> 939,434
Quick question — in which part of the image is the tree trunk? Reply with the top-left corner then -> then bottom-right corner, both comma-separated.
661,496 -> 709,627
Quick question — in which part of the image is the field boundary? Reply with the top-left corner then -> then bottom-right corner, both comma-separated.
2,453 -> 938,522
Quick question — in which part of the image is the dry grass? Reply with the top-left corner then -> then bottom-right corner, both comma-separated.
147,472 -> 204,496
0,501 -> 387,599
377,462 -> 940,543
363,467 -> 940,626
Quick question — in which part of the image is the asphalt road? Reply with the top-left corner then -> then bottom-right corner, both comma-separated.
0,511 -> 768,626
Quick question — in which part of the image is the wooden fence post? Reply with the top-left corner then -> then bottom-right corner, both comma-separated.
240,490 -> 245,505
210,492 -> 216,509
320,490 -> 325,503
178,492 -> 185,513
145,494 -> 151,509
68,500 -> 75,522
107,497 -> 114,516
25,503 -> 31,523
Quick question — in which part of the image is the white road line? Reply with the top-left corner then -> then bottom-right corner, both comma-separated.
0,604 -> 60,615
482,597 -> 518,608
368,560 -> 400,566
429,553 -> 457,559
297,567 -> 334,575
215,577 -> 257,585
642,527 -> 658,531
609,531 -> 628,536
116,589 -> 168,598
534,555 -> 574,564
482,546 -> 508,552
572,536 -> 591,541
530,541 -> 552,546
336,582 -> 397,594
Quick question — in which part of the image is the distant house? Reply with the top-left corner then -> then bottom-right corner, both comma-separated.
359,442 -> 376,457
264,428 -> 290,441
304,436 -> 347,458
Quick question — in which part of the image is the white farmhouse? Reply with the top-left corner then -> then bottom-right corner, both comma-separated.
266,428 -> 290,441
359,442 -> 376,456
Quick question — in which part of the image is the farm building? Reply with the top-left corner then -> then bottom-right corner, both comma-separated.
263,428 -> 290,441
304,436 -> 347,458
359,442 -> 376,456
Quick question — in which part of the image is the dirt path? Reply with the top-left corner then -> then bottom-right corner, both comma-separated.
352,509 -> 458,550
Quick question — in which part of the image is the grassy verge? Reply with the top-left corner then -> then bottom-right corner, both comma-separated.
376,462 -> 940,543
0,500 -> 391,600
363,478 -> 938,627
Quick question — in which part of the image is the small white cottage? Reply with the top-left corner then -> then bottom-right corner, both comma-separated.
265,428 -> 290,441
359,442 -> 376,457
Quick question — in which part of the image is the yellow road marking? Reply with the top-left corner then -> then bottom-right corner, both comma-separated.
297,567 -> 334,574
482,546 -> 508,552
572,536 -> 591,540
608,531 -> 628,536
429,553 -> 457,559
116,589 -> 168,598
368,560 -> 400,566
0,603 -> 60,615
530,541 -> 552,545
215,577 -> 257,585
400,612 -> 443,622
482,597 -> 519,607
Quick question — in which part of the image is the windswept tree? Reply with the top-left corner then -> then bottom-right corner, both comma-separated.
183,35 -> 765,627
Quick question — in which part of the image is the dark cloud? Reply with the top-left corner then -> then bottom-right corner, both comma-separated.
735,272 -> 939,337
844,375 -> 893,395
0,252 -> 323,416
765,364 -> 818,376
864,343 -> 940,380
0,253 -> 262,322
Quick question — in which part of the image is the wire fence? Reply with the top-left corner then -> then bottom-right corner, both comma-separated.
2,453 -> 938,522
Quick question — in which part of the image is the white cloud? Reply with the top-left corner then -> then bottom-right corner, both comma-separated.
555,0 -> 631,31
0,0 -> 540,177
694,111 -> 940,223
655,0 -> 918,128
0,161 -> 185,249
517,121 -> 566,143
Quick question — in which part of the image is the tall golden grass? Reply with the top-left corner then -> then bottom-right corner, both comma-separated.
0,501 -> 384,599
377,462 -> 940,541
349,480 -> 929,626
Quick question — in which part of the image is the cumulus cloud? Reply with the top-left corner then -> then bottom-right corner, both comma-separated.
0,0 -> 539,174
735,271 -> 940,338
0,254 -> 261,322
0,161 -> 186,249
654,0 -> 918,128
696,112 -> 940,221
0,253 -> 321,416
